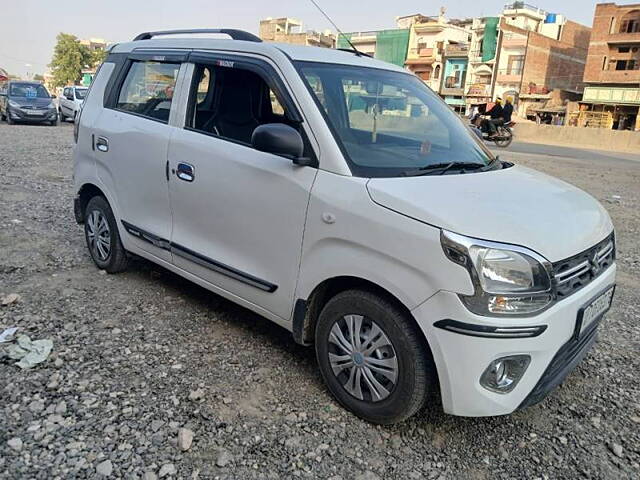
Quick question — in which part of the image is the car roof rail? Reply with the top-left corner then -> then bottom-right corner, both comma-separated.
133,29 -> 262,43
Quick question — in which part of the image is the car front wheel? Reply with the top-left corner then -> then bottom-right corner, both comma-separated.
315,289 -> 436,424
84,196 -> 129,273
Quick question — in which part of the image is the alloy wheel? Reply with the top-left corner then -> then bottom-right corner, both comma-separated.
328,314 -> 398,402
86,210 -> 111,261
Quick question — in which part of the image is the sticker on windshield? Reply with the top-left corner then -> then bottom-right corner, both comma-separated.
217,60 -> 234,68
25,87 -> 37,98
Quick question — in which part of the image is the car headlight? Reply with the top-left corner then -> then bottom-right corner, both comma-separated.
8,100 -> 21,109
441,230 -> 553,316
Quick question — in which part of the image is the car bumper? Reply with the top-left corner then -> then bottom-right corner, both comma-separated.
412,263 -> 616,417
8,108 -> 57,123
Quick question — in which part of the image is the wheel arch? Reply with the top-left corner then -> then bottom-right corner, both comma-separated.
293,275 -> 425,348
75,183 -> 108,224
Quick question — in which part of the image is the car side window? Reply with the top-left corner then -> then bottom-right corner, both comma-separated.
116,61 -> 180,123
186,63 -> 294,145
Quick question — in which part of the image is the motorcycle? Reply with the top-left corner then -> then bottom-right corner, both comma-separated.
469,114 -> 515,148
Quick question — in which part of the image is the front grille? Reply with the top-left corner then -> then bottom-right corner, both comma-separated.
552,233 -> 615,299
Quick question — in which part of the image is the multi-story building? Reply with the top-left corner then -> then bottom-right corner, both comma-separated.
259,18 -> 335,48
336,29 -> 410,67
581,3 -> 640,130
402,12 -> 471,94
466,3 -> 591,118
466,17 -> 500,111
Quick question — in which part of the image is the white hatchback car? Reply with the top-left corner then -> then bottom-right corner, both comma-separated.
72,29 -> 616,424
59,85 -> 88,122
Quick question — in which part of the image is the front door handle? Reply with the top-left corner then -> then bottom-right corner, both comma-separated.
96,136 -> 109,152
176,162 -> 195,182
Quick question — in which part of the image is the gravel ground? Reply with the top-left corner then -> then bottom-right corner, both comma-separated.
0,122 -> 639,479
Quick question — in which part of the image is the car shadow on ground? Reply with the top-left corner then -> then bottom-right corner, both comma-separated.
115,254 -> 547,433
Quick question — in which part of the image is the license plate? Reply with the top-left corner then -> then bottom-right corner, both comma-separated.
26,110 -> 45,116
577,286 -> 615,336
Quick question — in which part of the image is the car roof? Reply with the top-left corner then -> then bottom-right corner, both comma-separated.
111,37 -> 407,74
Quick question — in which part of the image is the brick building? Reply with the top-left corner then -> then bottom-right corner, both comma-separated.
581,3 -> 640,130
494,11 -> 591,118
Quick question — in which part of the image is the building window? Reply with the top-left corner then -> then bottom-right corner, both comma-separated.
609,17 -> 616,34
619,10 -> 640,33
615,59 -> 638,71
434,65 -> 441,79
602,56 -> 608,70
507,55 -> 525,75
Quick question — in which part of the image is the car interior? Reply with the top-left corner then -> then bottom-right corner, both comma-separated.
190,65 -> 299,145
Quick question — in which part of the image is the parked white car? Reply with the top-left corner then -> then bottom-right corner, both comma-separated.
59,85 -> 88,122
72,29 -> 616,424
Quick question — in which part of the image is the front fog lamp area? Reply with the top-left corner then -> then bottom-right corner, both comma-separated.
441,230 -> 553,316
480,355 -> 531,393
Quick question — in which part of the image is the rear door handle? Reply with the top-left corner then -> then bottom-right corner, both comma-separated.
96,136 -> 109,152
176,162 -> 194,182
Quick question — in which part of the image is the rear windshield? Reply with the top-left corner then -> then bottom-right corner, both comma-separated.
296,61 -> 493,177
75,88 -> 88,100
10,83 -> 50,98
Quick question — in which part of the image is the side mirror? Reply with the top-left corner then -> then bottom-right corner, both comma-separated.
252,123 -> 315,166
51,94 -> 57,99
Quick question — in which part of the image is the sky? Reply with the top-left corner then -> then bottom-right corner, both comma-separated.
2,0 -> 602,78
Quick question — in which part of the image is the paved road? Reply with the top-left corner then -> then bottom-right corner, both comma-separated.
492,141 -> 640,165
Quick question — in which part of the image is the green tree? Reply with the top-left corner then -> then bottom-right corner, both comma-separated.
48,33 -> 93,87
91,48 -> 108,67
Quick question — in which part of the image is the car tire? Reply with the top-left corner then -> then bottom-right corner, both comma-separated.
315,289 -> 435,424
59,109 -> 66,122
50,118 -> 58,127
7,115 -> 14,125
84,196 -> 129,273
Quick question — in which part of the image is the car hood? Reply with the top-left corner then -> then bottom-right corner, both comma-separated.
366,164 -> 613,262
10,97 -> 53,108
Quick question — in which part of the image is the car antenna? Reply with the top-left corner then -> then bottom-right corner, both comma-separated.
308,0 -> 371,57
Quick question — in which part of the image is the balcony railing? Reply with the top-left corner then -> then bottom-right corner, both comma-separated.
503,2 -> 547,16
445,44 -> 470,57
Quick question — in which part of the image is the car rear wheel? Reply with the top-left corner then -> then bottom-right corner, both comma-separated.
315,289 -> 435,424
84,196 -> 129,273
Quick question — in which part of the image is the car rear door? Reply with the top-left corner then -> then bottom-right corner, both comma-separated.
166,53 -> 318,321
93,51 -> 187,263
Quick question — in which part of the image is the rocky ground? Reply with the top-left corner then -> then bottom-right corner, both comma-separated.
0,122 -> 639,479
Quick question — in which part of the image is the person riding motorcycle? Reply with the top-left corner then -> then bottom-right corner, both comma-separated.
484,97 -> 504,138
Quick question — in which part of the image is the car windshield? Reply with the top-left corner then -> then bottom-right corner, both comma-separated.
296,61 -> 494,177
75,88 -> 88,100
10,83 -> 51,99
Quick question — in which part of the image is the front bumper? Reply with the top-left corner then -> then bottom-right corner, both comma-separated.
8,107 -> 57,123
412,263 -> 616,417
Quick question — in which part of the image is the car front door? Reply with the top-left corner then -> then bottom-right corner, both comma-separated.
167,55 -> 318,320
93,54 -> 186,263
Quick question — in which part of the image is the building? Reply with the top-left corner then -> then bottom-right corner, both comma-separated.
259,17 -> 335,48
466,3 -> 591,118
336,29 -> 410,67
466,17 -> 501,111
402,11 -> 471,95
580,3 -> 640,130
80,38 -> 108,51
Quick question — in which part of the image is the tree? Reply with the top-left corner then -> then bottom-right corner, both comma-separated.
91,48 -> 108,67
49,33 -> 93,87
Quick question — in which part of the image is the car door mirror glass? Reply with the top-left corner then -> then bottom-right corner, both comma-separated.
251,123 -> 305,161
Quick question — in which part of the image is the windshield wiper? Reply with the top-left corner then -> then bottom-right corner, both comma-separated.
400,162 -> 487,177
